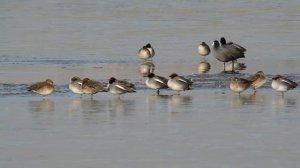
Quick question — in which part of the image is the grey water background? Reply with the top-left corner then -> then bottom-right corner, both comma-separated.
1,0 -> 300,168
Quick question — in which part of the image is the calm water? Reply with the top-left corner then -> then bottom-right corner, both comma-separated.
1,0 -> 300,167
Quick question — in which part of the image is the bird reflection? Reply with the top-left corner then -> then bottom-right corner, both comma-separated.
272,96 -> 297,112
230,93 -> 265,108
78,99 -> 109,124
138,60 -> 155,77
81,99 -> 106,113
198,60 -> 211,74
169,94 -> 193,107
145,94 -> 169,114
107,98 -> 136,118
167,94 -> 193,115
69,98 -> 83,112
29,99 -> 55,112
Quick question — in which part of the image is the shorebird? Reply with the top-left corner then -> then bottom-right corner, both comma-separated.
81,78 -> 106,99
271,75 -> 297,96
229,77 -> 252,95
107,77 -> 136,96
145,73 -> 168,95
197,42 -> 210,57
28,79 -> 54,98
68,76 -> 84,97
138,43 -> 155,60
247,71 -> 267,94
167,73 -> 192,94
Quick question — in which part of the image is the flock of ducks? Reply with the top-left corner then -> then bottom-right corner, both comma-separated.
28,38 -> 298,98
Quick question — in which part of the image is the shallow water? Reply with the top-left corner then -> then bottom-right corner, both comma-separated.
1,0 -> 300,168
1,91 -> 300,168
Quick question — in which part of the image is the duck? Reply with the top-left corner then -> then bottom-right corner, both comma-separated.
145,73 -> 168,95
197,42 -> 210,57
107,77 -> 136,96
81,78 -> 106,99
229,77 -> 252,95
145,43 -> 155,57
68,76 -> 84,97
271,75 -> 297,96
28,79 -> 54,98
138,43 -> 155,60
167,73 -> 192,94
246,71 -> 267,94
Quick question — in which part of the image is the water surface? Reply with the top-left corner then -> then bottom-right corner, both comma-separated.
1,1 -> 300,168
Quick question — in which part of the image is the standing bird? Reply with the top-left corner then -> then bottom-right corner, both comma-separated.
212,40 -> 235,71
81,78 -> 106,99
246,71 -> 267,94
229,77 -> 252,95
28,79 -> 54,98
107,77 -> 136,96
197,42 -> 210,57
271,75 -> 297,96
138,43 -> 155,60
220,37 -> 246,72
167,73 -> 192,94
145,73 -> 168,95
69,76 -> 84,97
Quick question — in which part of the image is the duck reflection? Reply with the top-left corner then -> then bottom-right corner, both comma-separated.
272,96 -> 297,112
145,94 -> 169,114
81,99 -> 106,113
169,94 -> 193,107
78,99 -> 109,124
167,95 -> 193,116
230,93 -> 265,108
139,60 -> 155,77
69,98 -> 83,112
198,60 -> 211,74
29,99 -> 55,112
107,98 -> 136,118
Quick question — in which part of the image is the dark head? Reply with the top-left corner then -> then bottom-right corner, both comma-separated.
169,73 -> 178,79
220,37 -> 226,45
148,73 -> 155,78
109,77 -> 117,84
71,76 -> 81,82
145,43 -> 152,48
212,40 -> 220,48
272,75 -> 282,80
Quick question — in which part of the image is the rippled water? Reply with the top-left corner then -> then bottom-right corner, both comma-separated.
1,0 -> 300,168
